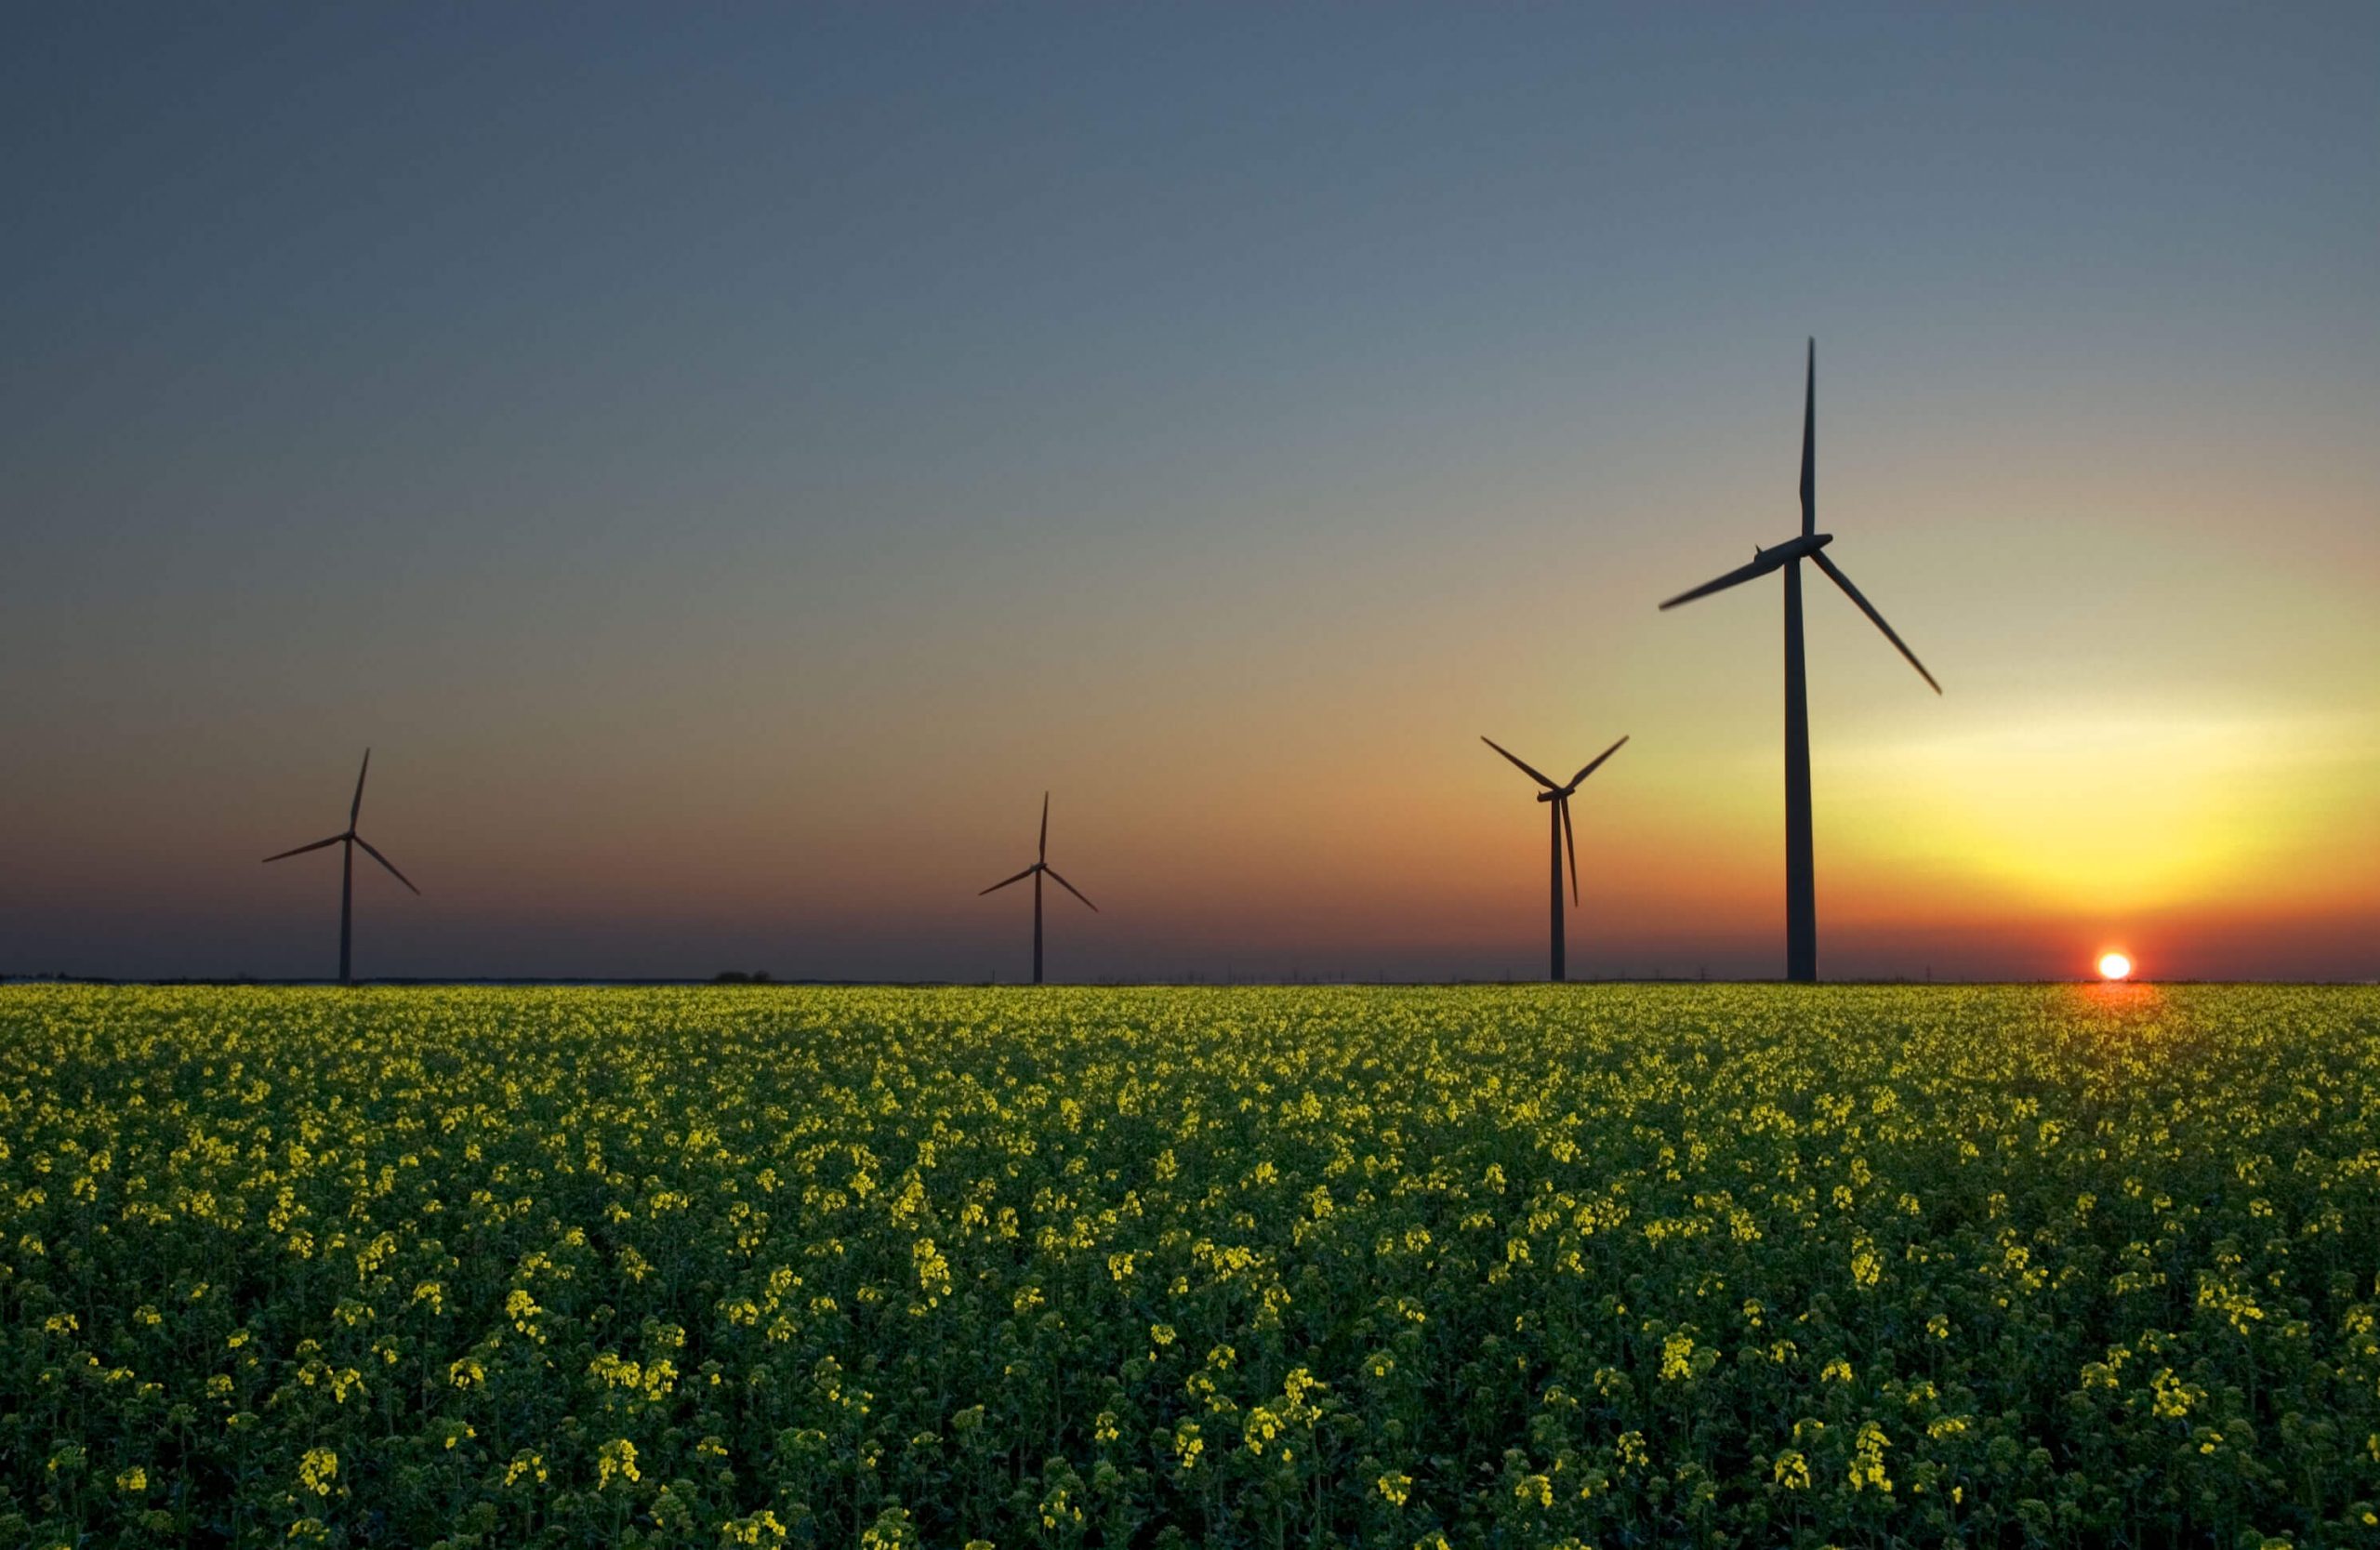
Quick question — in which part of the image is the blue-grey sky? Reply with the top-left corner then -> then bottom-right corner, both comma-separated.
6,5 -> 2376,981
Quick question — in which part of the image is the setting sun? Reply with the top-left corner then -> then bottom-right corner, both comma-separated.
2098,951 -> 2134,981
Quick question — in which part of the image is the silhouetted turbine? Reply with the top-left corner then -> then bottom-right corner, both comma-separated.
1659,339 -> 1938,983
978,792 -> 1096,985
1481,735 -> 1627,982
261,749 -> 419,985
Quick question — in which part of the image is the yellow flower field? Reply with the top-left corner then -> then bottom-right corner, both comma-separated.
3,984 -> 2376,1546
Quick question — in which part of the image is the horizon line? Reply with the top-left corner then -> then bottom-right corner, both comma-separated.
6,974 -> 2373,990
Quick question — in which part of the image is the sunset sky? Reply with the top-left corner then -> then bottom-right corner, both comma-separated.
5,5 -> 2375,982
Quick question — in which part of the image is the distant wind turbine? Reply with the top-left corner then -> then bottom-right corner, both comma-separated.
1659,339 -> 1939,983
978,792 -> 1096,985
261,749 -> 419,985
1481,735 -> 1628,982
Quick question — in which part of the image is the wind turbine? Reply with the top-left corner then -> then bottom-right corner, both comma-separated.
978,793 -> 1096,985
261,749 -> 419,985
1659,339 -> 1939,983
1481,735 -> 1628,982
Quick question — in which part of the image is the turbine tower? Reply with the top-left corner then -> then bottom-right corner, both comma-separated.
1481,735 -> 1627,982
978,792 -> 1096,985
262,749 -> 419,985
1659,339 -> 1939,983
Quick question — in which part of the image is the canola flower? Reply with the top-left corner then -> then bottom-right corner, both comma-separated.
0,982 -> 2377,1545
296,1448 -> 337,1498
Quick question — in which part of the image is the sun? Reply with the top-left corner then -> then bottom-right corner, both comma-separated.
2097,951 -> 2133,981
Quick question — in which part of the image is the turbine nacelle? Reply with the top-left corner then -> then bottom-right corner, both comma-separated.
1661,531 -> 1842,610
1768,531 -> 1832,560
1752,535 -> 1831,561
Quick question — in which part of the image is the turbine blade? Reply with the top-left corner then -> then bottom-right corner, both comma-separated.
1559,797 -> 1580,907
1810,550 -> 1941,694
1658,549 -> 1785,610
353,835 -> 420,894
1479,735 -> 1559,790
1800,338 -> 1816,537
1038,791 -> 1049,864
350,749 -> 371,827
979,865 -> 1038,895
1044,868 -> 1098,912
261,834 -> 344,864
1564,735 -> 1630,789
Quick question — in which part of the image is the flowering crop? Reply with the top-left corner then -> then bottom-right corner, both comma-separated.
2,983 -> 2377,1546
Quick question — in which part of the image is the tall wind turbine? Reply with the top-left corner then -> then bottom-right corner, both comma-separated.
1659,339 -> 1939,983
978,793 -> 1096,985
1481,735 -> 1627,981
262,749 -> 419,985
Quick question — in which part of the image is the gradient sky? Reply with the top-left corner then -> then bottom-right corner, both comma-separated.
6,5 -> 2376,982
